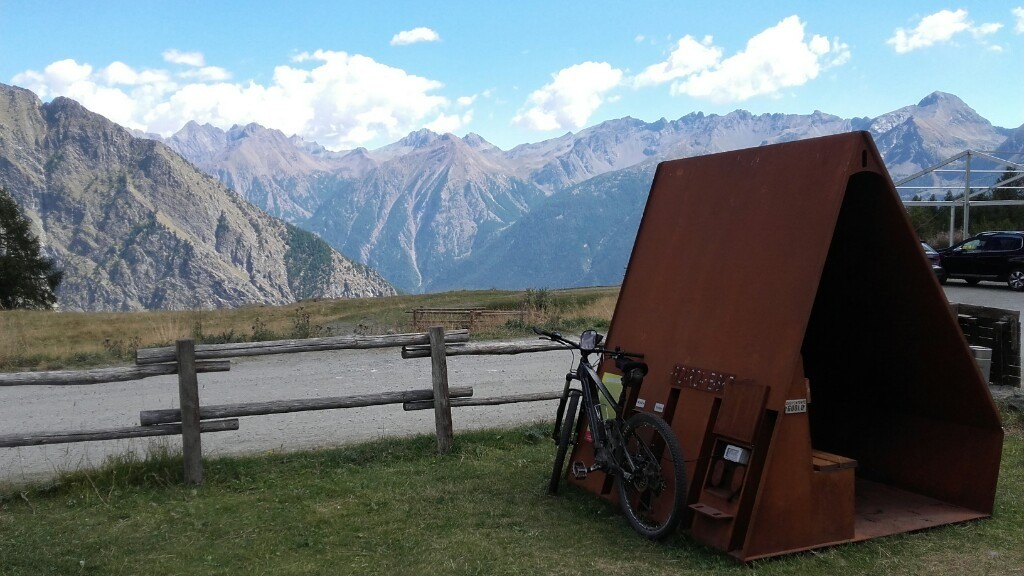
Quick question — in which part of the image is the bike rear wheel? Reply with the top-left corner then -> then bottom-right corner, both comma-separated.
548,390 -> 581,495
616,412 -> 687,539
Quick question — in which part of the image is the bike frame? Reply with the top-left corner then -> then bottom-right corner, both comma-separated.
553,348 -> 636,479
542,328 -> 685,540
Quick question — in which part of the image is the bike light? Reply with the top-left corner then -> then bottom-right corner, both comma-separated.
723,444 -> 750,465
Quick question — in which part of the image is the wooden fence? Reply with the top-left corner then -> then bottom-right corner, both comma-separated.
0,328 -> 568,485
409,308 -> 526,331
952,303 -> 1021,387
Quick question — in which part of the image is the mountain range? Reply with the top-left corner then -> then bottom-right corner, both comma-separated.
2,80 -> 1022,310
0,83 -> 395,311
156,91 -> 1020,293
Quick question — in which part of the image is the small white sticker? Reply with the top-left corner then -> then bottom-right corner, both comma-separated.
785,399 -> 807,414
723,444 -> 750,464
654,402 -> 665,413
635,398 -> 647,409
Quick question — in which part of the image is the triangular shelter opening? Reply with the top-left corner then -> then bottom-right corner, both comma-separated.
569,132 -> 1003,561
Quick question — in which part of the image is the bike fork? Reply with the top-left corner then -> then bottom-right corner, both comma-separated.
551,373 -> 575,442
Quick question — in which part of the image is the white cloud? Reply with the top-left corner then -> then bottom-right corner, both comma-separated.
179,66 -> 232,82
162,49 -> 205,67
425,111 -> 472,133
633,35 -> 721,87
512,62 -> 622,131
12,49 -> 455,150
887,9 -> 1002,53
972,22 -> 1004,38
12,60 -> 148,129
1013,7 -> 1024,34
634,34 -> 645,44
456,89 -> 493,108
632,16 -> 849,104
390,27 -> 440,46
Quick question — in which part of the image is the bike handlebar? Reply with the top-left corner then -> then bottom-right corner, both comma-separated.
532,327 -> 644,359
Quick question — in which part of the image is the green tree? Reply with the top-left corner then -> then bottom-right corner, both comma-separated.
0,187 -> 63,309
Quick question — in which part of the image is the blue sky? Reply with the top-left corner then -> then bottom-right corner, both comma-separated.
1,1 -> 1021,151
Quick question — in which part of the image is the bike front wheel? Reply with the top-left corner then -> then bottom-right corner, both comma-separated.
616,412 -> 687,539
548,390 -> 580,495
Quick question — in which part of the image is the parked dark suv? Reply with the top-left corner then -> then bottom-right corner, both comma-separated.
937,231 -> 1024,291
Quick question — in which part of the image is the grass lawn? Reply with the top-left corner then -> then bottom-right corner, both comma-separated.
2,409 -> 1023,576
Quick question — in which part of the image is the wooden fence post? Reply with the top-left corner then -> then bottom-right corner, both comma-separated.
429,326 -> 454,453
177,339 -> 203,484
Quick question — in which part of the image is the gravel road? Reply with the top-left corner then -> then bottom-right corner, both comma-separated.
2,282 -> 1021,485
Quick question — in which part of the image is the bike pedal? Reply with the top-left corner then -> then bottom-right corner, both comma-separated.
572,461 -> 588,479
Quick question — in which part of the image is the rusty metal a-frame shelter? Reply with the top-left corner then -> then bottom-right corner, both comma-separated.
568,131 -> 1003,561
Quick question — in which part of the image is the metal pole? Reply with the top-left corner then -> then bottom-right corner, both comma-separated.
949,205 -> 956,247
963,151 -> 972,239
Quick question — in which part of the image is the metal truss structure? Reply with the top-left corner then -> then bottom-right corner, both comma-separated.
897,150 -> 1024,244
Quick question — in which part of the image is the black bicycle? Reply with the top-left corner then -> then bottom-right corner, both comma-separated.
536,327 -> 687,539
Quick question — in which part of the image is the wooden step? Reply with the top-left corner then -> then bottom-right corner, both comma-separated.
812,449 -> 857,471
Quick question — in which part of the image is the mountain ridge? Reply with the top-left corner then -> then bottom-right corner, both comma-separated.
153,90 -> 1019,293
0,83 -> 395,311
10,82 -> 1021,298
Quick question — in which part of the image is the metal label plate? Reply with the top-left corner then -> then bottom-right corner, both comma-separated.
785,399 -> 807,414
671,363 -> 736,394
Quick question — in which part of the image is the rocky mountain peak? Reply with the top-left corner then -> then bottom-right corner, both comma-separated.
462,132 -> 495,149
165,122 -> 228,164
398,128 -> 440,148
917,91 -> 961,108
367,128 -> 442,162
227,122 -> 277,142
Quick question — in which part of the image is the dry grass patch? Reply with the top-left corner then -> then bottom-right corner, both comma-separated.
0,287 -> 622,371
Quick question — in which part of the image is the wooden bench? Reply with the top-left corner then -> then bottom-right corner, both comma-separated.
812,449 -> 857,472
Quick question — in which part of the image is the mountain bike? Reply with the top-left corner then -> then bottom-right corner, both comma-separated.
535,327 -> 687,539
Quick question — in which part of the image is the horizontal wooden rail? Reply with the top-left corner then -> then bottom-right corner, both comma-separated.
407,307 -> 488,312
402,340 -> 568,359
140,386 -> 475,426
403,391 -> 561,411
0,419 -> 239,448
136,330 -> 470,364
0,361 -> 231,387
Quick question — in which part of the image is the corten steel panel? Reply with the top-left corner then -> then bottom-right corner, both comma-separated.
712,379 -> 768,445
573,131 -> 1003,561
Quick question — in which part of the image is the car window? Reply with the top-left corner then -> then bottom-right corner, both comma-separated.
961,239 -> 983,251
994,236 -> 1023,251
978,236 -> 1003,250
